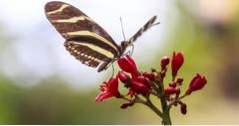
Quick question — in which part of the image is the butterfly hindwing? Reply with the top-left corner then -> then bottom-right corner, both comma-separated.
65,41 -> 104,67
45,1 -> 120,70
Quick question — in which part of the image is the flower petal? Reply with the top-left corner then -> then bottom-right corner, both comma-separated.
95,92 -> 113,102
95,76 -> 120,102
117,55 -> 140,76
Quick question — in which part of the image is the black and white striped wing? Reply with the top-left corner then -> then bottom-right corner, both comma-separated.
45,1 -> 120,69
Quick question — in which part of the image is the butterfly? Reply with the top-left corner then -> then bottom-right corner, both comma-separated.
45,1 -> 158,72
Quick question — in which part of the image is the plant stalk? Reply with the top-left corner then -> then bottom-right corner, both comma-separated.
160,96 -> 172,125
156,74 -> 172,125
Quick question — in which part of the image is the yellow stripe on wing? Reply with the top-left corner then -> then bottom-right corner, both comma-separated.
51,16 -> 93,23
70,41 -> 115,59
66,31 -> 118,51
47,4 -> 69,15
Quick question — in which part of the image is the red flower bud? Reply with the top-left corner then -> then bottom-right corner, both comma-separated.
120,102 -> 134,109
186,73 -> 207,95
161,56 -> 170,69
165,86 -> 180,95
131,81 -> 150,95
135,76 -> 150,87
118,71 -> 130,82
176,77 -> 184,85
130,76 -> 150,96
95,76 -> 120,102
171,52 -> 184,78
118,71 -> 131,88
143,72 -> 156,81
121,103 -> 129,109
169,81 -> 177,88
180,102 -> 187,115
117,55 -> 140,77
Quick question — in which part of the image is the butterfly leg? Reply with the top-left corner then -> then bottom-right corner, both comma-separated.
123,44 -> 134,56
97,59 -> 112,72
125,50 -> 131,56
129,44 -> 135,56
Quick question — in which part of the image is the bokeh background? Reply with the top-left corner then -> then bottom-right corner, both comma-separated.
0,0 -> 239,124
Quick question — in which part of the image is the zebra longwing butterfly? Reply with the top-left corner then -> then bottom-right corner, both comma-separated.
45,1 -> 158,72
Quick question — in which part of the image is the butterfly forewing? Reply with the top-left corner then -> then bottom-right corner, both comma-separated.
45,1 -> 120,69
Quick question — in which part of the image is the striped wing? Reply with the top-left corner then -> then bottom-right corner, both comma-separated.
45,1 -> 120,70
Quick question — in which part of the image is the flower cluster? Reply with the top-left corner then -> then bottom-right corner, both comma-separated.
163,52 -> 207,114
95,55 -> 152,108
96,51 -> 207,117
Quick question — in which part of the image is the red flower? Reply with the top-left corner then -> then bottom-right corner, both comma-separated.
130,76 -> 151,96
186,73 -> 207,95
118,71 -> 130,83
171,52 -> 184,78
95,77 -> 120,102
161,56 -> 170,69
117,55 -> 140,77
143,72 -> 156,81
118,71 -> 131,87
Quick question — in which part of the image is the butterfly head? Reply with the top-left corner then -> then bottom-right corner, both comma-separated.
120,41 -> 128,53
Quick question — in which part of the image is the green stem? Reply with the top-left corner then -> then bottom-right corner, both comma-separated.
160,96 -> 172,125
145,94 -> 171,125
121,95 -> 163,118
145,97 -> 163,118
156,75 -> 172,125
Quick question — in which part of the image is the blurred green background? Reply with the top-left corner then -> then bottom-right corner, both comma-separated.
0,0 -> 239,124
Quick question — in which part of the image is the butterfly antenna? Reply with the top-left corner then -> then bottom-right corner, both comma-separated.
130,44 -> 135,56
120,17 -> 126,41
